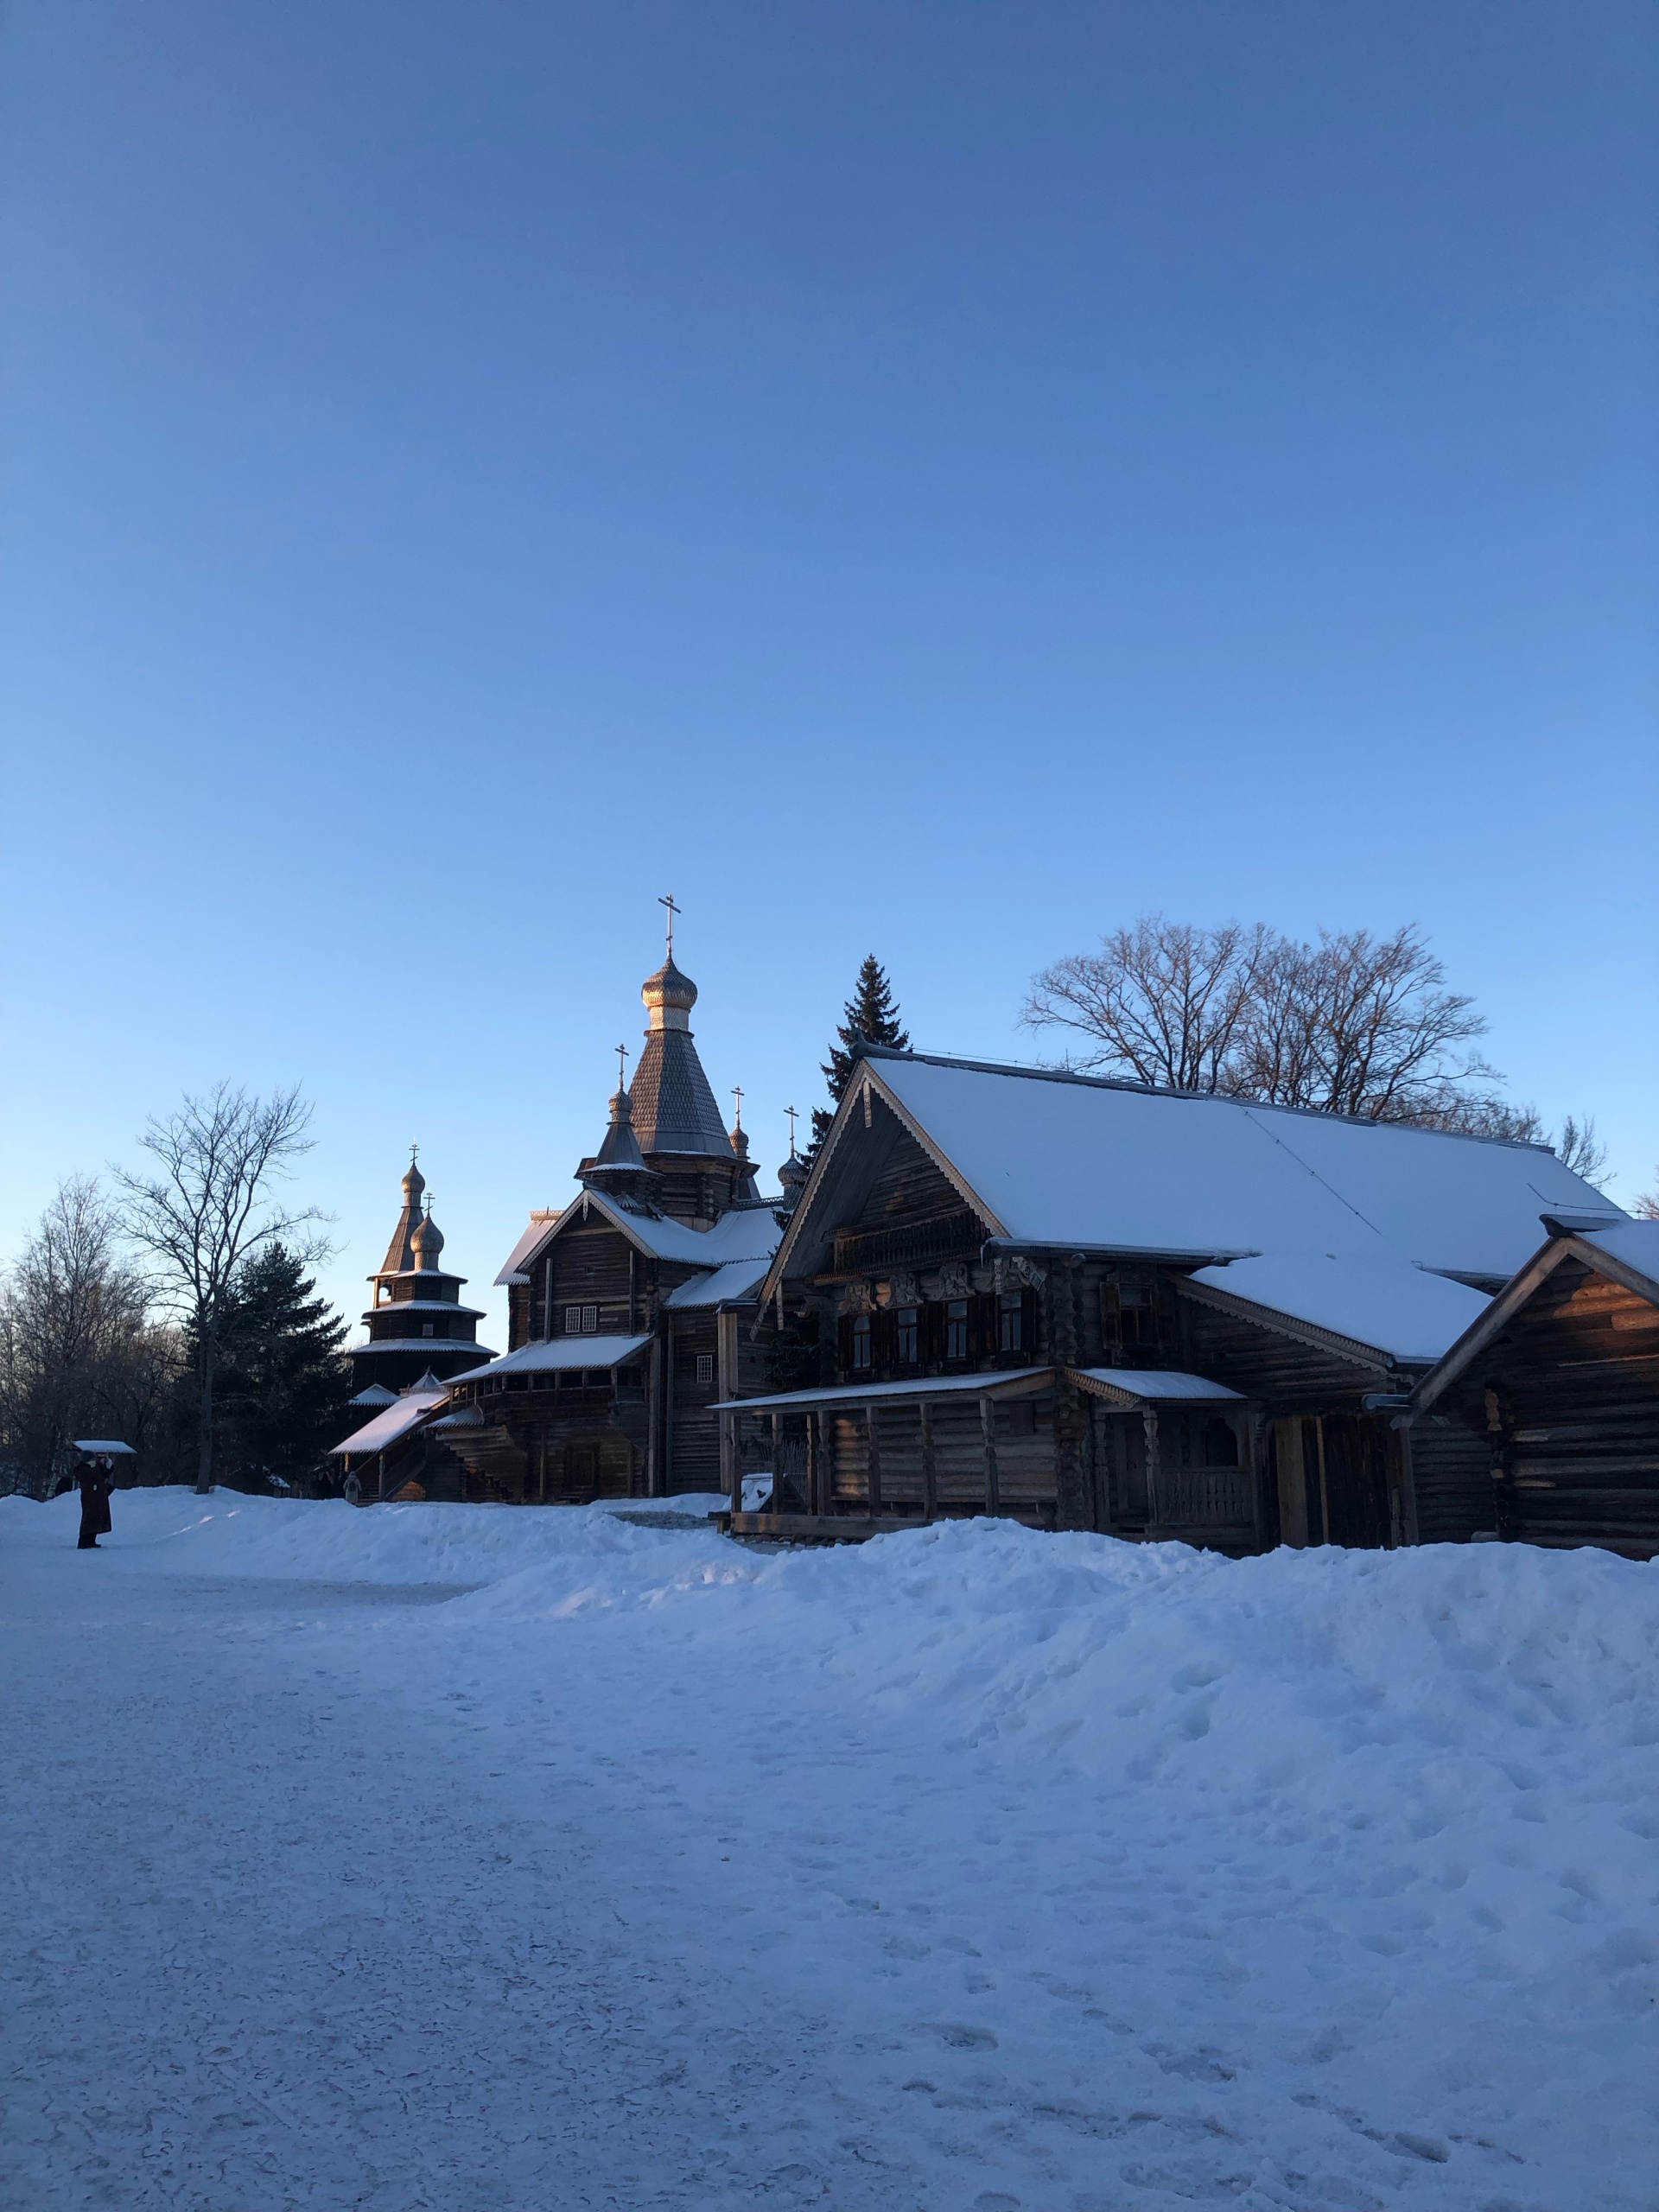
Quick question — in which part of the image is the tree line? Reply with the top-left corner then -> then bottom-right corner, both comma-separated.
0,1086 -> 352,1501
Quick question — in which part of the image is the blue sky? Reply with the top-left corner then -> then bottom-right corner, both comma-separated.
2,1 -> 1655,1348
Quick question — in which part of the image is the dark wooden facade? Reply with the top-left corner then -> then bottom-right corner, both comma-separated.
723,1058 -> 1499,1552
1407,1227 -> 1659,1559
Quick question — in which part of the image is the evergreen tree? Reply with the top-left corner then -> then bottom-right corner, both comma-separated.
182,1244 -> 352,1494
809,956 -> 910,1156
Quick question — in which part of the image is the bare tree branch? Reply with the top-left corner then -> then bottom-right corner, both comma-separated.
113,1084 -> 332,1493
1021,918 -> 1268,1092
0,1179 -> 173,1497
1019,915 -> 1601,1146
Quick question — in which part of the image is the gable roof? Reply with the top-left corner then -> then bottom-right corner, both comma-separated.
665,1254 -> 776,1310
765,1047 -> 1622,1300
495,1210 -> 562,1287
328,1390 -> 448,1457
448,1332 -> 652,1383
500,1187 -> 781,1284
1410,1221 -> 1659,1416
1181,1255 -> 1491,1368
1581,1221 -> 1659,1294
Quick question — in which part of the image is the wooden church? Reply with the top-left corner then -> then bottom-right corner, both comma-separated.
343,1155 -> 497,1414
334,933 -> 795,1504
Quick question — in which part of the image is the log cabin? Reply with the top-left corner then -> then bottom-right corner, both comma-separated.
716,1044 -> 1623,1551
1404,1216 -> 1659,1558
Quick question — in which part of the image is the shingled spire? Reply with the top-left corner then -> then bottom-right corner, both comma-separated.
578,1075 -> 658,1201
631,964 -> 740,1154
378,1152 -> 427,1275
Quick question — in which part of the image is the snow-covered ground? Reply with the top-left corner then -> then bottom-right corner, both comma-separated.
3,1491 -> 1656,2212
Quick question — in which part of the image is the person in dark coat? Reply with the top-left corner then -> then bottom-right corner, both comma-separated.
75,1459 -> 113,1549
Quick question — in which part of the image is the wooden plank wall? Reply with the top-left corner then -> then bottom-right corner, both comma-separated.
1485,1263 -> 1659,1556
1403,1420 -> 1495,1543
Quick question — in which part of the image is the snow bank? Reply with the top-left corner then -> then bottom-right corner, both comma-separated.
7,1489 -> 1656,2202
0,1486 -> 732,1589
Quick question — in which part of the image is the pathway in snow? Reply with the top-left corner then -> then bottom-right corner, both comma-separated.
3,1493 -> 1656,2211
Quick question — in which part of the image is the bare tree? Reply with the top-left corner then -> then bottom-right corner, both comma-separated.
115,1084 -> 330,1495
1024,917 -> 1493,1121
1634,1172 -> 1659,1223
1022,917 -> 1608,1154
1239,926 -> 1494,1122
0,1178 -> 163,1497
1022,918 -> 1268,1091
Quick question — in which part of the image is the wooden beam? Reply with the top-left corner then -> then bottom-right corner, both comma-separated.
979,1396 -> 1000,1516
727,1410 -> 742,1516
866,1404 -> 883,1517
918,1400 -> 938,1522
772,1409 -> 783,1512
1141,1409 -> 1160,1535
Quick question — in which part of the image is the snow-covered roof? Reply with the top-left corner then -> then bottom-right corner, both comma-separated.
448,1332 -> 652,1383
1582,1221 -> 1659,1298
1181,1255 -> 1492,1366
329,1392 -> 448,1457
74,1438 -> 136,1454
346,1337 -> 499,1361
359,1299 -> 486,1321
501,1189 -> 781,1282
429,1403 -> 484,1431
800,1049 -> 1620,1284
665,1255 -> 775,1310
1069,1369 -> 1246,1404
346,1384 -> 398,1408
715,1364 -> 1242,1413
495,1211 -> 562,1287
714,1366 -> 1056,1413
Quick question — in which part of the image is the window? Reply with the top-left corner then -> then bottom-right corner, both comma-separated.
1203,1418 -> 1239,1467
894,1306 -> 919,1365
564,1304 -> 599,1335
945,1299 -> 970,1360
997,1293 -> 1025,1354
422,1323 -> 435,1338
696,1352 -> 714,1386
851,1314 -> 873,1370
1103,1281 -> 1162,1357
1120,1286 -> 1155,1349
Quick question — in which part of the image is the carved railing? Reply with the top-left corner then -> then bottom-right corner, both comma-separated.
832,1211 -> 980,1277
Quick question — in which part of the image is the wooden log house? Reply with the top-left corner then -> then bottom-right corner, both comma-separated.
1405,1215 -> 1659,1558
717,1045 -> 1619,1549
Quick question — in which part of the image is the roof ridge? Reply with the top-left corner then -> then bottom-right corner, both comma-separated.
855,1043 -> 1561,1154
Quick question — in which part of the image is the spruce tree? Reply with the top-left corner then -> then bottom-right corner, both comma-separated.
183,1245 -> 352,1494
809,956 -> 910,1156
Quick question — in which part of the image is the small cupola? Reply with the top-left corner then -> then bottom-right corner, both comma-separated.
410,1211 -> 446,1270
579,1070 -> 660,1201
777,1147 -> 809,1216
641,956 -> 698,1034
